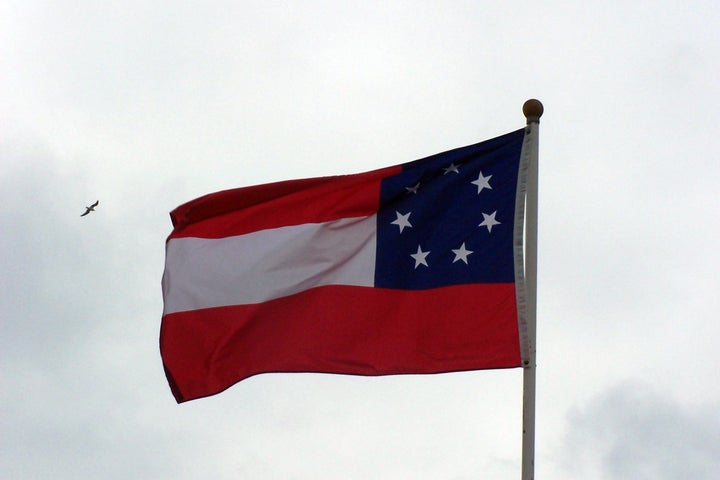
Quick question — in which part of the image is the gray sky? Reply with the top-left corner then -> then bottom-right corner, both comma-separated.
2,1 -> 719,478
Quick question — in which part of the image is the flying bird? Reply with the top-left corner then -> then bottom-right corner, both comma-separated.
81,200 -> 99,217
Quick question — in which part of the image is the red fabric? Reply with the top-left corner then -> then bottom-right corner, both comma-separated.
168,166 -> 399,239
161,283 -> 520,403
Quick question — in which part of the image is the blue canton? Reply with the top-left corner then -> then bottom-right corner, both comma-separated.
374,129 -> 525,289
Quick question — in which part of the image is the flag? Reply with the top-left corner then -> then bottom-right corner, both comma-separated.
161,128 -> 530,403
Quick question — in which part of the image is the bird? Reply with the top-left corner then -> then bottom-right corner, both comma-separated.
81,200 -> 99,217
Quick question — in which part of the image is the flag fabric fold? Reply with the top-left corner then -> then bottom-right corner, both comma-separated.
161,128 -> 529,403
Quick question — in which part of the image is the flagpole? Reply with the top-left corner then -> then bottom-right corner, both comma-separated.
521,99 -> 542,480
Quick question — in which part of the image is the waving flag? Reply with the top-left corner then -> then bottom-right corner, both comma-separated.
161,128 -> 530,403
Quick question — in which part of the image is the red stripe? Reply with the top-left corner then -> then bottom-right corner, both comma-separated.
168,166 -> 399,239
160,283 -> 521,402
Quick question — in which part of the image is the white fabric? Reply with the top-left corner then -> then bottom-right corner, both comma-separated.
513,127 -> 533,366
162,215 -> 377,315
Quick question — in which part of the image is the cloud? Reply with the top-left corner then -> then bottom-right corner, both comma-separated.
559,381 -> 720,480
2,2 -> 720,478
0,138 -> 176,479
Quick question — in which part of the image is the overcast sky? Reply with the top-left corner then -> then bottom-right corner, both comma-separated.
2,1 -> 719,479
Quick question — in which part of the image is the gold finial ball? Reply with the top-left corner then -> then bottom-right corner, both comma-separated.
523,99 -> 544,121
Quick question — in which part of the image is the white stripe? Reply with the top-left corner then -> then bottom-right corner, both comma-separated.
162,215 -> 377,315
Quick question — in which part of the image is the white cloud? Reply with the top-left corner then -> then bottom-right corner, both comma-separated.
558,381 -> 720,479
2,1 -> 720,478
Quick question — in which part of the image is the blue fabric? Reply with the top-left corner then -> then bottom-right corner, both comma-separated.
375,129 -> 524,289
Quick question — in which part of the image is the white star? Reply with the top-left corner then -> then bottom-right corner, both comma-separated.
451,242 -> 474,264
471,171 -> 492,193
391,211 -> 412,233
443,163 -> 460,175
405,182 -> 420,194
410,245 -> 430,269
479,211 -> 500,232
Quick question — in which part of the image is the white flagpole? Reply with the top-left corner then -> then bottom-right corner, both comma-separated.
521,99 -> 542,480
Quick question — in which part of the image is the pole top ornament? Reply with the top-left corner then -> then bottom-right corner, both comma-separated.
523,99 -> 544,124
